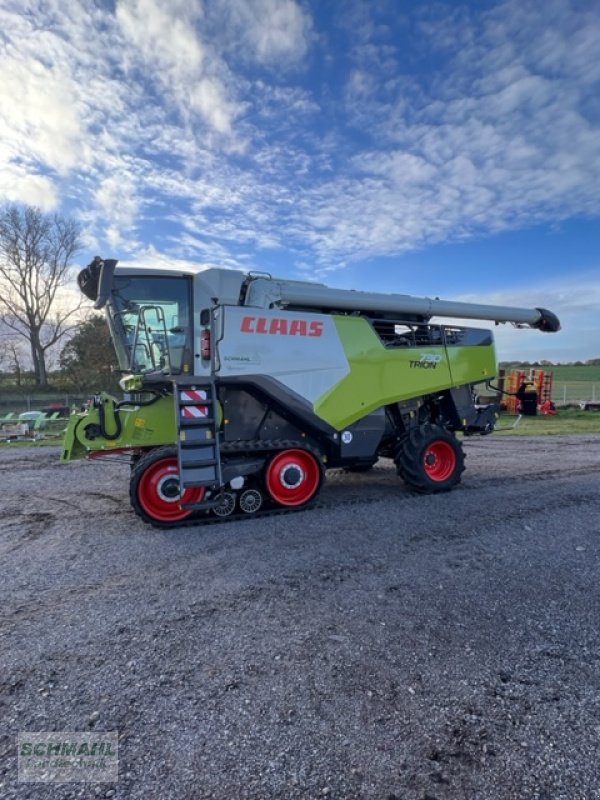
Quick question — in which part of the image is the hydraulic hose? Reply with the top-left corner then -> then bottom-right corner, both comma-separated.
97,398 -> 122,440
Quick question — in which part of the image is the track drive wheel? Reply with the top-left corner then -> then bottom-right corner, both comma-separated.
395,423 -> 465,494
265,448 -> 323,507
130,446 -> 205,527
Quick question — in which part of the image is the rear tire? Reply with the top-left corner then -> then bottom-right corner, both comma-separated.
130,446 -> 205,527
395,423 -> 464,494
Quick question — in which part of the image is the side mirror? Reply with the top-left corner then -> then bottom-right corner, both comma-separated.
76,257 -> 119,309
94,259 -> 118,309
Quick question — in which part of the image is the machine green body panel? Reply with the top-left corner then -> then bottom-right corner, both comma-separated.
61,314 -> 497,461
314,316 -> 497,429
60,393 -> 177,462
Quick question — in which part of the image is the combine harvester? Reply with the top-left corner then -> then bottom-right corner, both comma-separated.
61,257 -> 560,527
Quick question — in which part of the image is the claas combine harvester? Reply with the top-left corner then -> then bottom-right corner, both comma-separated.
61,257 -> 560,527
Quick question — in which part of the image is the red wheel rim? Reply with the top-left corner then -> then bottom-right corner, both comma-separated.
423,440 -> 457,482
138,457 -> 205,522
265,449 -> 321,507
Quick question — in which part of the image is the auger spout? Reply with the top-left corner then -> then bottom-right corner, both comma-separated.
243,279 -> 561,332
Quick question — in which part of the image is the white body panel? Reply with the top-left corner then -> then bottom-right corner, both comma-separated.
216,306 -> 350,403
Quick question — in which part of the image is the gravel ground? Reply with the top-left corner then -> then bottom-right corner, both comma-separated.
1,435 -> 599,800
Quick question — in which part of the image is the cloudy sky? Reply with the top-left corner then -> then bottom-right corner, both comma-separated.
1,0 -> 599,361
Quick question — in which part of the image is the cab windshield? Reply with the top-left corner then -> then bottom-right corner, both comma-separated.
107,275 -> 192,375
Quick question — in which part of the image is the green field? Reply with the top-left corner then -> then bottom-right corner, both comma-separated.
549,365 -> 600,404
496,408 -> 600,436
548,365 -> 600,381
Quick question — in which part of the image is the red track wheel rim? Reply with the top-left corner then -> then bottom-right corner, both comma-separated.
138,457 -> 205,522
423,440 -> 457,482
265,449 -> 321,507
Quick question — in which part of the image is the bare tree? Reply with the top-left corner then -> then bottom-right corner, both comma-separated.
0,205 -> 82,387
0,335 -> 25,387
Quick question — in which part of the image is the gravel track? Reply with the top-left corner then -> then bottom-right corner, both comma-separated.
1,435 -> 599,800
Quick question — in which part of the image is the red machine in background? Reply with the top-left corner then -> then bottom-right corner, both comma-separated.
501,368 -> 556,415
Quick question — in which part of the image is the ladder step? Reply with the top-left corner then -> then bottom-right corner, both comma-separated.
180,445 -> 217,460
181,459 -> 218,469
175,379 -> 222,491
179,428 -> 214,444
179,417 -> 216,426
181,467 -> 219,483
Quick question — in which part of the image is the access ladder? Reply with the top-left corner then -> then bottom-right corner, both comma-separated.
175,381 -> 223,500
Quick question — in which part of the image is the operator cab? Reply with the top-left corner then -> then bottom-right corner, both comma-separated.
78,256 -> 194,378
77,256 -> 247,381
107,274 -> 193,376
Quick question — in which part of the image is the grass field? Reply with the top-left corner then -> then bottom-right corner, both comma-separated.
547,365 -> 600,381
496,408 -> 600,436
551,366 -> 600,404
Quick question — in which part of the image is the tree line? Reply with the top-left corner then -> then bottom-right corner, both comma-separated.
499,359 -> 600,367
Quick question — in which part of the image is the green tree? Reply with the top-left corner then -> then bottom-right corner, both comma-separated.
59,316 -> 119,392
0,205 -> 82,387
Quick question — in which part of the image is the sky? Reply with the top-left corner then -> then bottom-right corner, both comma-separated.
1,0 -> 599,362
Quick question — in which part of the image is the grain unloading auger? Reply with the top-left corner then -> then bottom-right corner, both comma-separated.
61,257 -> 560,527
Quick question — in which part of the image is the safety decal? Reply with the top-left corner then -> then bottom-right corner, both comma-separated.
180,389 -> 208,402
181,405 -> 209,419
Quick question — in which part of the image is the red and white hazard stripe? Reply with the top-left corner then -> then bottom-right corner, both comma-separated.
181,405 -> 209,419
180,389 -> 207,403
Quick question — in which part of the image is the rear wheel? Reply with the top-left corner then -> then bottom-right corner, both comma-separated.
265,448 -> 323,507
395,423 -> 464,494
130,446 -> 205,526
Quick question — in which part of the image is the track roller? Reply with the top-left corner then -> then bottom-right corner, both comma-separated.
212,491 -> 236,517
239,489 -> 262,514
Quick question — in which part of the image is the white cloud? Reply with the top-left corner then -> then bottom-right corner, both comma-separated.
0,0 -> 597,336
116,0 -> 241,136
116,0 -> 204,72
218,0 -> 312,65
0,0 -> 250,248
191,78 -> 237,135
0,41 -> 85,206
95,174 -> 140,249
291,0 -> 600,266
0,166 -> 58,211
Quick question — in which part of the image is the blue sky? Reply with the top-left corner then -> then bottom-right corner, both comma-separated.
1,0 -> 599,361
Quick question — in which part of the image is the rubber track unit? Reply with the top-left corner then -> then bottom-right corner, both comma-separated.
130,438 -> 325,529
394,423 -> 465,494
